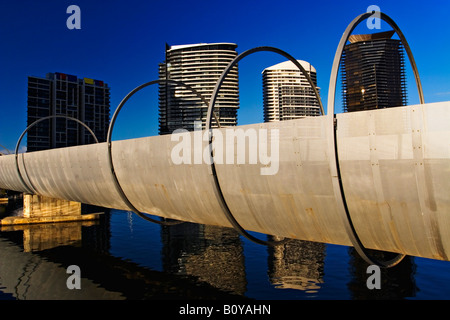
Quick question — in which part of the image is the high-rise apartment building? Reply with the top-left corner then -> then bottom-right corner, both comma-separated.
27,72 -> 110,152
341,30 -> 407,112
158,43 -> 239,135
262,60 -> 321,122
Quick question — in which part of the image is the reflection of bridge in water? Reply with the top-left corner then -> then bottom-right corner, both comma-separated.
268,237 -> 326,293
0,199 -> 328,299
0,204 -> 250,299
0,201 -> 419,299
0,201 -> 415,300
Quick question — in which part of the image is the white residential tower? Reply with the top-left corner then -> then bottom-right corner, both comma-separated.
262,60 -> 320,122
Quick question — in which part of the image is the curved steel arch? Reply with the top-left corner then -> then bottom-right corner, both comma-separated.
206,46 -> 324,129
205,46 -> 324,246
327,11 -> 424,268
15,115 -> 99,195
0,143 -> 11,155
106,79 -> 215,226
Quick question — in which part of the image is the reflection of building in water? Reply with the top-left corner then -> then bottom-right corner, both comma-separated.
0,231 -> 245,300
161,222 -> 247,295
347,248 -> 418,299
267,237 -> 326,293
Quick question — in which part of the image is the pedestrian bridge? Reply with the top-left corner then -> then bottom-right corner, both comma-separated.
0,11 -> 449,268
1,101 -> 450,266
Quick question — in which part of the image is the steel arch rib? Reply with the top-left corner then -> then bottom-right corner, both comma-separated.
327,11 -> 424,268
205,46 -> 324,246
15,115 -> 99,195
0,143 -> 11,155
106,79 -> 213,226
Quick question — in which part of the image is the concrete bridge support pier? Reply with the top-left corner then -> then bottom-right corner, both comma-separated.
0,194 -> 102,225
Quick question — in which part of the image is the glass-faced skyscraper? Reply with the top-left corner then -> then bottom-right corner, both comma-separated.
341,30 -> 407,112
158,43 -> 239,135
26,72 -> 110,152
262,60 -> 321,122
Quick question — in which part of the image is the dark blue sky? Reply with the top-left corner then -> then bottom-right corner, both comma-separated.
1,0 -> 449,151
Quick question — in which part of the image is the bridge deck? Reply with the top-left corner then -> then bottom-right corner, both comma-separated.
0,101 -> 449,261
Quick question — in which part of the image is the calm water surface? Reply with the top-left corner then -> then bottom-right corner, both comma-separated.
0,201 -> 450,300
